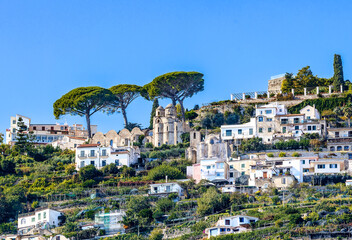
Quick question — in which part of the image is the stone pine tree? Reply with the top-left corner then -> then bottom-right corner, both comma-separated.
53,87 -> 116,138
149,98 -> 159,129
144,71 -> 204,121
333,54 -> 344,91
108,84 -> 143,127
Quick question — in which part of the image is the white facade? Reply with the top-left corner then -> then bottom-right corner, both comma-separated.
300,105 -> 320,120
255,102 -> 287,117
18,208 -> 63,235
6,114 -> 95,145
75,144 -> 139,170
95,210 -> 126,234
149,182 -> 183,196
205,215 -> 258,238
221,118 -> 257,144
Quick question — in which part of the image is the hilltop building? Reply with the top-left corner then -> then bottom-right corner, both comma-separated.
6,114 -> 96,145
153,104 -> 188,146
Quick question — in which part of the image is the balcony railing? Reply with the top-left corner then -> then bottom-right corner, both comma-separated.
78,154 -> 87,158
88,154 -> 96,157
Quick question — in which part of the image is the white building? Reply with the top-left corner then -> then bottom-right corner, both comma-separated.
6,114 -> 96,145
51,136 -> 87,150
95,210 -> 126,235
205,215 -> 258,238
18,208 -> 63,235
149,182 -> 183,196
221,118 -> 257,145
75,144 -> 140,170
300,105 -> 320,120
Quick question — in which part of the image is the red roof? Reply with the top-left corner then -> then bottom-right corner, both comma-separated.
77,144 -> 100,148
69,136 -> 86,141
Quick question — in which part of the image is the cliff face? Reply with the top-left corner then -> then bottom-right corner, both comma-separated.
268,76 -> 285,92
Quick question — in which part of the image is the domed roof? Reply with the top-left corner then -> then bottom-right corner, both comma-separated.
165,103 -> 175,109
156,106 -> 164,110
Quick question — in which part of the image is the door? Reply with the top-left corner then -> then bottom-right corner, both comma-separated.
263,172 -> 267,178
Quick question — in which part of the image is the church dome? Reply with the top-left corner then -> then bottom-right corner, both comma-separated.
156,106 -> 164,110
165,103 -> 175,109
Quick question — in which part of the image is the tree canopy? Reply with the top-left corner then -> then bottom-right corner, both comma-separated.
108,84 -> 144,126
333,54 -> 344,90
144,71 -> 204,121
53,87 -> 115,138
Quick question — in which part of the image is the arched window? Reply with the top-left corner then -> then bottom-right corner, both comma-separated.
110,139 -> 113,147
21,218 -> 26,225
97,141 -> 101,145
210,139 -> 214,145
337,146 -> 342,151
330,146 -> 335,151
194,132 -> 196,139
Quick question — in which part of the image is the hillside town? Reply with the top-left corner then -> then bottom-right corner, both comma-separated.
2,53 -> 352,240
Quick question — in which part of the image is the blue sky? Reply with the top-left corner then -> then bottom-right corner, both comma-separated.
1,0 -> 352,136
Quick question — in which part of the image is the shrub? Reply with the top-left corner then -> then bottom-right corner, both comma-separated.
147,164 -> 184,181
267,153 -> 274,157
82,179 -> 96,188
278,152 -> 286,157
79,165 -> 101,182
292,152 -> 301,157
145,142 -> 153,148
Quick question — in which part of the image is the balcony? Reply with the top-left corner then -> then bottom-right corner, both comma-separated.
78,154 -> 87,158
88,154 -> 97,158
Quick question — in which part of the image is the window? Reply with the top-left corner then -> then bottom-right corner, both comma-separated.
312,126 -> 316,130
241,164 -> 245,168
12,128 -> 16,133
32,217 -> 35,222
38,213 -> 41,220
259,128 -> 263,133
229,172 -> 234,178
166,186 -> 171,192
258,117 -> 263,122
110,140 -> 113,146
295,126 -> 299,130
249,128 -> 253,135
317,164 -> 325,169
307,116 -> 311,119
294,118 -> 299,123
42,127 -> 45,131
344,146 -> 349,151
225,130 -> 232,136
281,119 -> 288,124
301,160 -> 306,164
43,212 -> 46,219
239,217 -> 244,222
282,178 -> 286,184
335,132 -> 340,137
303,169 -> 310,172
241,171 -> 245,176
21,218 -> 26,225
267,118 -> 272,122
349,153 -> 352,160
268,127 -> 272,133
33,126 -> 36,130
90,150 -> 95,157
337,146 -> 342,151
102,149 -> 107,156
265,110 -> 272,114
238,129 -> 242,134
80,161 -> 85,168
12,120 -> 16,124
225,220 -> 230,225
115,160 -> 119,165
282,127 -> 286,133
230,165 -> 233,169
308,126 -> 312,131
330,164 -> 338,169
207,166 -> 211,169
80,151 -> 85,157
102,160 -> 106,167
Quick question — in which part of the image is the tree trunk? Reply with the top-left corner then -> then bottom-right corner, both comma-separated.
172,98 -> 177,106
85,113 -> 91,139
122,107 -> 128,127
178,99 -> 186,122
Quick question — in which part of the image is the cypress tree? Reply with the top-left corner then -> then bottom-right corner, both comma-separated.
333,54 -> 344,91
149,99 -> 159,129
